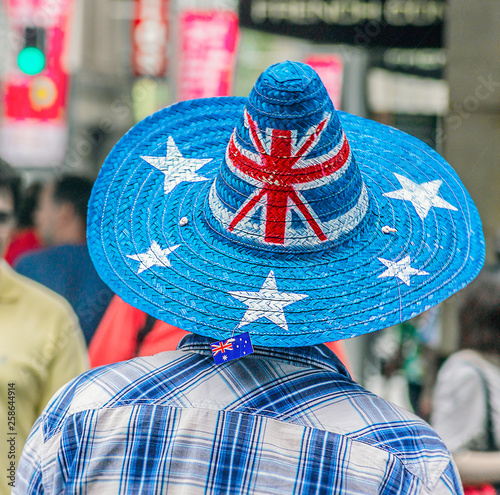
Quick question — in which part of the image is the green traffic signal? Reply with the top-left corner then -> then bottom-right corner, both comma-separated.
17,46 -> 46,75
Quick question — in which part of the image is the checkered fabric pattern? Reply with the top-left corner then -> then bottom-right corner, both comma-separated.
15,334 -> 463,494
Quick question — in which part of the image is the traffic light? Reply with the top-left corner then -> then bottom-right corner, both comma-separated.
17,27 -> 46,75
1,2 -> 73,169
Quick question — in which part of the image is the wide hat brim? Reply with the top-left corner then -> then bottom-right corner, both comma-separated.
88,96 -> 485,347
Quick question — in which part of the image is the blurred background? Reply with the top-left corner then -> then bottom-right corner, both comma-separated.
1,0 -> 498,393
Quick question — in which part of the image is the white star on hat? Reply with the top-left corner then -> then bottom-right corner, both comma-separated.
142,136 -> 212,194
383,173 -> 458,220
127,241 -> 180,274
378,256 -> 428,286
229,270 -> 308,331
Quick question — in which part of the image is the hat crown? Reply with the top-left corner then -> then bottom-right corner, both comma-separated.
207,61 -> 371,251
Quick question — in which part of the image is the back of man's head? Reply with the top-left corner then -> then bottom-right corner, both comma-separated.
36,174 -> 94,246
52,175 -> 93,225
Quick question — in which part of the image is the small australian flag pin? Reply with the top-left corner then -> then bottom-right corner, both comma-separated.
210,332 -> 254,365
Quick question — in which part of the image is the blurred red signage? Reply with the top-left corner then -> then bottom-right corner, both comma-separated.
304,54 -> 344,110
178,10 -> 240,101
132,0 -> 169,77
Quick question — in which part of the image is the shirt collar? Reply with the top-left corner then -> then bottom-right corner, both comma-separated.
177,333 -> 351,378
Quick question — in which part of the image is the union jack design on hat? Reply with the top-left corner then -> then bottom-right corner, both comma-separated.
87,61 -> 485,347
209,109 -> 368,248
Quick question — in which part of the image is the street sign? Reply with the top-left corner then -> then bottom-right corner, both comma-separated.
239,0 -> 445,49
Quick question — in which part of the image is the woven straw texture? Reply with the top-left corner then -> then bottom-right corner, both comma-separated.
87,61 -> 485,347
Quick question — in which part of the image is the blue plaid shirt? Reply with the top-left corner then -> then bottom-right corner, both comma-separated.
15,334 -> 462,494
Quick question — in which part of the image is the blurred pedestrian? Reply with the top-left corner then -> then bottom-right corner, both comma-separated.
4,181 -> 43,266
89,295 -> 189,366
15,175 -> 114,344
365,307 -> 441,420
0,159 -> 88,495
431,265 -> 500,491
15,61 -> 484,494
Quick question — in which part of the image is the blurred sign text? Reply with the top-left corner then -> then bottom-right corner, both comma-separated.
239,0 -> 444,48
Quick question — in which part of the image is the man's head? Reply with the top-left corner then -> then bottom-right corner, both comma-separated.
35,175 -> 93,246
0,158 -> 20,258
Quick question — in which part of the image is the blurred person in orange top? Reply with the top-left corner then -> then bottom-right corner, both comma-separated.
90,294 -> 352,371
89,295 -> 189,366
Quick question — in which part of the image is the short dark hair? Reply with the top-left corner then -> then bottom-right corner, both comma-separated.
0,157 -> 21,216
459,265 -> 500,355
52,175 -> 94,224
17,182 -> 42,229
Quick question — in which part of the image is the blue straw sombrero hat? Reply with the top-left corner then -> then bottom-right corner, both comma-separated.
87,61 -> 485,347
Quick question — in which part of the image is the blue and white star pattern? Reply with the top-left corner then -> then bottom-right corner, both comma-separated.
86,61 -> 485,347
378,256 -> 428,286
383,173 -> 458,220
126,241 -> 180,274
229,271 -> 307,331
141,136 -> 212,194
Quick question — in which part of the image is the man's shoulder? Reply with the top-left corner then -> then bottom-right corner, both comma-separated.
16,244 -> 86,267
44,350 -> 441,444
44,352 -> 187,414
4,263 -> 76,315
15,244 -> 101,292
14,247 -> 58,281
